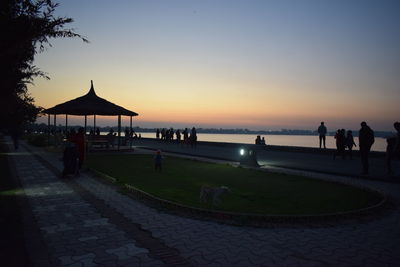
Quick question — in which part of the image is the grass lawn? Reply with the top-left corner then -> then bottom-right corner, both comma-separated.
85,153 -> 381,215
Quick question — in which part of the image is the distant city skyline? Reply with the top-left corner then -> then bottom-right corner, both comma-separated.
31,0 -> 400,131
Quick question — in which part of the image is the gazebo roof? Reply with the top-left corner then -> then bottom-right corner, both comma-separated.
43,81 -> 138,116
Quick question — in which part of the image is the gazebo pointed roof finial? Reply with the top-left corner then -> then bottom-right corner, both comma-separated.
88,80 -> 97,96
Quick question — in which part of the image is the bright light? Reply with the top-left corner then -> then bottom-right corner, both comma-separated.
239,148 -> 245,156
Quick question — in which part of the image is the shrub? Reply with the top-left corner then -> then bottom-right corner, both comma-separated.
26,134 -> 48,147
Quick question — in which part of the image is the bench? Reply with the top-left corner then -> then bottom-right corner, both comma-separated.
88,135 -> 114,149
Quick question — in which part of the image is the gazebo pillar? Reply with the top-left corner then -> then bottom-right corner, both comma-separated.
93,115 -> 96,133
54,114 -> 57,146
130,115 -> 132,149
47,114 -> 50,146
84,115 -> 87,135
65,114 -> 68,134
117,115 -> 121,150
53,114 -> 56,132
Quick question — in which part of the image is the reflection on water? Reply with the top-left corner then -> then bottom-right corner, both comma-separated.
103,132 -> 387,152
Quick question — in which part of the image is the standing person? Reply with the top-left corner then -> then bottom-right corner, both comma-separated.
333,129 -> 346,160
74,127 -> 86,171
176,129 -> 181,143
154,150 -> 163,172
161,128 -> 166,141
183,128 -> 189,145
346,130 -> 357,159
170,128 -> 174,141
386,122 -> 400,176
359,121 -> 375,175
318,122 -> 327,149
190,127 -> 197,147
156,129 -> 160,139
62,140 -> 79,177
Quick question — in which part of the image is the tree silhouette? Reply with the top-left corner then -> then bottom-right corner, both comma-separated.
0,0 -> 88,131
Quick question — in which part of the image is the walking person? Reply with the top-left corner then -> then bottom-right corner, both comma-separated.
318,122 -> 327,149
359,122 -> 375,175
345,130 -> 356,159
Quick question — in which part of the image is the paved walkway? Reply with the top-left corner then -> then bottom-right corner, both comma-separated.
5,138 -> 400,266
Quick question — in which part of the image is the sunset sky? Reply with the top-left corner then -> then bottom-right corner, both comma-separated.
30,0 -> 400,131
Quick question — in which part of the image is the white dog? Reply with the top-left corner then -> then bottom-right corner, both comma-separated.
199,185 -> 231,206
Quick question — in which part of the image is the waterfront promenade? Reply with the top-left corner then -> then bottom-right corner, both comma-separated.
4,137 -> 400,266
132,138 -> 394,181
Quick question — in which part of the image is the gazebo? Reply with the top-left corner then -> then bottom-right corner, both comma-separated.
43,80 -> 139,149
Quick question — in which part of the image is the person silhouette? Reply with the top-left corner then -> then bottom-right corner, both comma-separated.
176,129 -> 181,143
386,122 -> 400,176
154,150 -> 163,171
359,122 -> 375,175
333,129 -> 346,160
156,128 -> 160,139
345,130 -> 356,159
318,122 -> 327,149
183,128 -> 189,145
190,127 -> 197,147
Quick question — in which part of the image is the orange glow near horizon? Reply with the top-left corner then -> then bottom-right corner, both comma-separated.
31,75 -> 399,131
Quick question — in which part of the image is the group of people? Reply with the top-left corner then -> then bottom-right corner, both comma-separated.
124,127 -> 141,140
156,127 -> 198,147
318,121 -> 400,175
255,135 -> 266,145
59,121 -> 400,177
88,127 -> 101,136
332,129 -> 357,160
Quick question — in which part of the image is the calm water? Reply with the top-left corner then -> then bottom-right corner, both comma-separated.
108,132 -> 387,152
